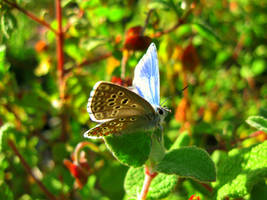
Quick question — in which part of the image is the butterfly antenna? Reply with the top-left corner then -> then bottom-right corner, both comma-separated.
181,85 -> 189,92
160,85 -> 189,107
160,97 -> 169,107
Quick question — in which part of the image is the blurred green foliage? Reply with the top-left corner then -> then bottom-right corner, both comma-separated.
0,0 -> 267,199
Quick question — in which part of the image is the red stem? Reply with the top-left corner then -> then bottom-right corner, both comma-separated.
8,139 -> 57,200
199,182 -> 213,192
73,141 -> 100,164
139,175 -> 152,200
139,167 -> 158,200
55,0 -> 68,141
232,34 -> 244,60
56,0 -> 65,100
2,0 -> 57,34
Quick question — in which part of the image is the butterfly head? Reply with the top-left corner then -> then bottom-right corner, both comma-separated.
156,106 -> 170,124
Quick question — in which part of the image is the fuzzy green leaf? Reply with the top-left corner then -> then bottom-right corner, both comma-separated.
250,180 -> 267,200
104,131 -> 151,167
246,116 -> 267,132
212,141 -> 267,200
124,167 -> 177,200
156,146 -> 216,182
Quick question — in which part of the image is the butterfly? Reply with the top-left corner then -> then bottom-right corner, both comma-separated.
84,43 -> 168,139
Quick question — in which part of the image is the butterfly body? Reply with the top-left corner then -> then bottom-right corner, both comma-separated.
84,43 -> 168,139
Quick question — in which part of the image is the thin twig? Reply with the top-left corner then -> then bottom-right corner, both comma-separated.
152,18 -> 183,38
77,52 -> 113,68
232,34 -> 245,60
2,0 -> 57,34
141,9 -> 154,35
63,51 -> 113,85
200,182 -> 213,192
8,139 -> 57,200
152,8 -> 192,38
121,50 -> 129,80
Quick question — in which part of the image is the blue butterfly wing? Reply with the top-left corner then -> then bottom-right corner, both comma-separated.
133,43 -> 160,107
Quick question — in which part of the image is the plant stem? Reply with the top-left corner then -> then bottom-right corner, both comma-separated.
121,50 -> 129,80
73,141 -> 100,164
139,132 -> 164,200
142,9 -> 154,35
77,52 -> 112,68
2,0 -> 57,34
152,7 -> 192,38
7,139 -> 57,200
139,166 -> 157,200
55,0 -> 69,141
55,0 -> 65,100
152,19 -> 182,38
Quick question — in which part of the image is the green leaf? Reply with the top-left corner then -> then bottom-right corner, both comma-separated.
98,163 -> 127,200
107,6 -> 125,22
79,175 -> 110,200
169,131 -> 190,150
0,45 -> 8,78
104,131 -> 151,167
251,59 -> 266,76
156,146 -> 216,182
176,24 -> 193,38
149,0 -> 171,10
246,116 -> 267,132
240,65 -> 252,78
0,183 -> 13,200
124,167 -> 177,200
212,141 -> 267,200
0,11 -> 17,39
80,38 -> 107,52
64,39 -> 86,62
192,23 -> 220,42
52,143 -> 69,163
193,122 -> 215,135
250,180 -> 267,200
0,123 -> 14,152
0,153 -> 9,184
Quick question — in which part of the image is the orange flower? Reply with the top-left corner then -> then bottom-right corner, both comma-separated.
175,97 -> 190,123
63,157 -> 90,189
188,194 -> 201,200
35,40 -> 48,52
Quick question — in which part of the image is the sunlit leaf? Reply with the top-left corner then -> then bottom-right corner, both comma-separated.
124,167 -> 177,200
